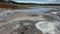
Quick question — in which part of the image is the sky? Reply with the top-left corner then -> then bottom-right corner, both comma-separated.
12,0 -> 60,4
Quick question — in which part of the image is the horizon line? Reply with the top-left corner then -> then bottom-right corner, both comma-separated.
13,1 -> 60,4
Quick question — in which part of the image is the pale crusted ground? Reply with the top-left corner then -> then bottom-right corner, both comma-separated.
0,7 -> 60,34
0,10 -> 44,34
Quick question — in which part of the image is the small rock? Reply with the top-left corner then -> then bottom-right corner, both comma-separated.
12,23 -> 24,32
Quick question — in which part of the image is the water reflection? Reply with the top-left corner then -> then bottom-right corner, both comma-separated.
13,8 -> 58,13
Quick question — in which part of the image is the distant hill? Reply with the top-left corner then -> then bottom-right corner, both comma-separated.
0,2 -> 28,10
0,0 -> 60,7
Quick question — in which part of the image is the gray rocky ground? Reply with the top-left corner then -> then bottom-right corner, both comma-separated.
0,10 -> 44,34
0,8 -> 60,34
